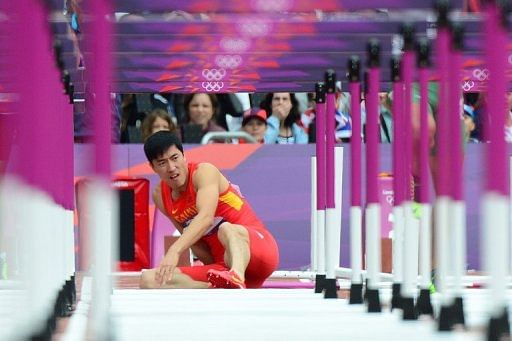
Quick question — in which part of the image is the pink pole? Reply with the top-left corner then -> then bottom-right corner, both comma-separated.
85,0 -> 113,178
417,41 -> 431,204
435,26 -> 451,197
15,0 -> 64,200
315,82 -> 326,210
449,25 -> 464,201
391,56 -> 405,205
325,70 -> 336,209
366,40 -> 380,204
349,57 -> 362,207
484,3 -> 508,196
400,24 -> 415,201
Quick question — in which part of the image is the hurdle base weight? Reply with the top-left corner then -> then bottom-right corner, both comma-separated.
438,304 -> 455,331
56,286 -> 71,318
314,274 -> 326,293
64,280 -> 74,314
363,278 -> 368,301
323,278 -> 338,299
390,283 -> 403,311
349,283 -> 363,304
487,307 -> 510,341
401,297 -> 418,320
71,274 -> 76,303
365,288 -> 381,313
450,296 -> 465,327
416,288 -> 433,317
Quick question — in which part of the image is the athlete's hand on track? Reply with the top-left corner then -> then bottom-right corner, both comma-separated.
156,249 -> 180,286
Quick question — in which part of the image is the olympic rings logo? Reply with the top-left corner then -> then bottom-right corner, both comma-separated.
201,81 -> 224,92
201,68 -> 226,81
472,68 -> 489,81
220,38 -> 250,53
385,195 -> 394,205
253,0 -> 290,11
462,80 -> 475,92
215,55 -> 242,69
238,21 -> 271,37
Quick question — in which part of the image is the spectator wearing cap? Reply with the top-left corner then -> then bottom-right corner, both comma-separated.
260,92 -> 308,144
241,109 -> 267,143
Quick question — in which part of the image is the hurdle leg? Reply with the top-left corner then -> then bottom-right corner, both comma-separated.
365,203 -> 381,312
416,203 -> 433,316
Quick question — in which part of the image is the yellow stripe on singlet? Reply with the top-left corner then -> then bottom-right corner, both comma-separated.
219,191 -> 243,211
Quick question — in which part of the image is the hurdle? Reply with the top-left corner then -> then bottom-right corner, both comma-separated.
313,82 -> 327,293
390,53 -> 405,311
81,0 -> 118,339
482,0 -> 511,339
399,23 -> 420,321
0,0 -> 76,340
415,37 -> 434,317
5,0 -> 512,340
348,56 -> 364,304
362,38 -> 383,313
448,22 -> 466,328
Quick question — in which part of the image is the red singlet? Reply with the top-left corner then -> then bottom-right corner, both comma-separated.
161,162 -> 279,288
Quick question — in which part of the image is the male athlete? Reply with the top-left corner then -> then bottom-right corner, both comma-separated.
140,131 -> 279,289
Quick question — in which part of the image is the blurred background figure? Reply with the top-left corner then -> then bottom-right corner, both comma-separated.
182,93 -> 226,143
302,88 -> 356,143
260,92 -> 308,144
241,109 -> 268,143
119,94 -> 147,143
141,108 -> 177,142
462,104 -> 477,143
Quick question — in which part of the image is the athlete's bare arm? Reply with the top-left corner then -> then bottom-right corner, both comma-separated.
170,163 -> 222,254
155,164 -> 223,284
152,184 -> 213,265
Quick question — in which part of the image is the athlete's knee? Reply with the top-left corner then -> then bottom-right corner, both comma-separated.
218,223 -> 249,244
139,269 -> 156,289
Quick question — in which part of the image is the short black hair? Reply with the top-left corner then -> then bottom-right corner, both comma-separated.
144,130 -> 183,162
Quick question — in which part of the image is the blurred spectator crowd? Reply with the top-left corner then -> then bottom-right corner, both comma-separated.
73,90 -> 504,145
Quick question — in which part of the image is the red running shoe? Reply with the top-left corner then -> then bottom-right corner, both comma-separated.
207,269 -> 246,289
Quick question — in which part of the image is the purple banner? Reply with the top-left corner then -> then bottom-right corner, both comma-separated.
112,1 -> 461,13
61,33 -> 512,55
113,20 -> 429,35
59,52 -> 510,83
110,80 -> 316,93
110,34 -> 395,53
108,51 -> 395,69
